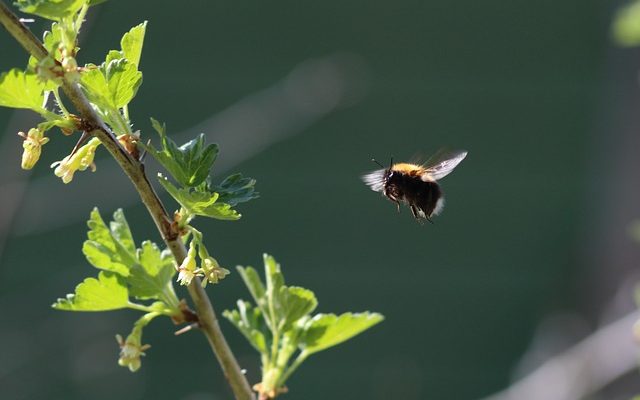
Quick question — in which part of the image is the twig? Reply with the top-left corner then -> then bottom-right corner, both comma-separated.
0,3 -> 254,399
481,311 -> 640,400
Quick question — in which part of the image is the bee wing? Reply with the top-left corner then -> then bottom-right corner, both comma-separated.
423,149 -> 467,180
362,169 -> 386,192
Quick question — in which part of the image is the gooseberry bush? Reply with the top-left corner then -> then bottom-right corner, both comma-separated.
0,1 -> 383,399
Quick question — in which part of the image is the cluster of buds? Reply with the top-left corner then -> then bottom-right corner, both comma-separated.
115,331 -> 150,373
50,137 -> 101,183
176,241 -> 230,287
35,43 -> 80,84
35,55 -> 63,85
18,128 -> 49,170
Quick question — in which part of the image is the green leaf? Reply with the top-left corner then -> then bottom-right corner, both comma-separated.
28,23 -> 64,69
300,312 -> 384,355
86,208 -> 114,247
82,241 -> 130,276
27,24 -> 65,92
82,208 -> 136,277
105,50 -> 123,65
80,59 -> 142,110
146,119 -> 219,187
105,58 -> 142,108
237,257 -> 316,332
80,66 -> 113,109
223,300 -> 269,354
279,286 -> 317,330
237,266 -> 267,308
127,241 -> 175,300
15,0 -> 86,21
257,254 -> 317,330
237,265 -> 272,330
81,209 -> 174,300
210,173 -> 259,206
53,271 -> 129,311
42,23 -> 64,53
102,22 -> 147,67
158,175 -> 240,220
0,69 -> 46,112
120,22 -> 147,67
263,254 -> 287,327
110,209 -> 136,254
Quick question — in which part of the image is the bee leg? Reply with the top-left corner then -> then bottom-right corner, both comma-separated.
411,206 -> 424,225
389,197 -> 400,213
410,205 -> 419,219
385,191 -> 401,213
409,207 -> 425,225
407,205 -> 429,223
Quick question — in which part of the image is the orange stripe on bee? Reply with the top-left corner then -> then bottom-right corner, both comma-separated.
390,163 -> 425,176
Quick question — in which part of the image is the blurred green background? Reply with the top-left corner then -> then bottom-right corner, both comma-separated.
1,0 -> 632,399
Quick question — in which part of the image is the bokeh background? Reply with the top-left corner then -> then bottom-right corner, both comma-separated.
2,0 -> 640,399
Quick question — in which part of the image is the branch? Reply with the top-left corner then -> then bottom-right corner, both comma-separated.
0,3 -> 254,399
481,311 -> 640,400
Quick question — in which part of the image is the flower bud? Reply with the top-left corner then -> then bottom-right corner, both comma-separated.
36,56 -> 63,85
62,56 -> 80,83
61,56 -> 77,71
18,128 -> 49,170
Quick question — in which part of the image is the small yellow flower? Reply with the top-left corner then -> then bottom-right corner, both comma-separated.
50,137 -> 101,184
176,242 -> 199,286
18,128 -> 49,170
201,256 -> 230,287
177,267 -> 196,286
51,155 -> 75,183
116,333 -> 151,373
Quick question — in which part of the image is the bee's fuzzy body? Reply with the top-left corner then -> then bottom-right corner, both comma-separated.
362,150 -> 467,222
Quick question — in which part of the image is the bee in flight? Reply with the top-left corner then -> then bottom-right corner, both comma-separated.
362,149 -> 467,223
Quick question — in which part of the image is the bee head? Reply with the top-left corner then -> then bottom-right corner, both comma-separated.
374,157 -> 394,183
384,168 -> 394,183
364,157 -> 395,193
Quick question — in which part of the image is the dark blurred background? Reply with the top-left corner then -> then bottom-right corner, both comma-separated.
3,0 -> 640,399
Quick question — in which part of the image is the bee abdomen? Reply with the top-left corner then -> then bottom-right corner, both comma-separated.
385,173 -> 444,219
409,180 -> 443,218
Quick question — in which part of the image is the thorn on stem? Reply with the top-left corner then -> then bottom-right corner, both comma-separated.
69,131 -> 91,157
174,323 -> 199,336
139,139 -> 151,163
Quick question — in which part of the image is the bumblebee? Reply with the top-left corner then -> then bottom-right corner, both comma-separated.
362,149 -> 467,222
